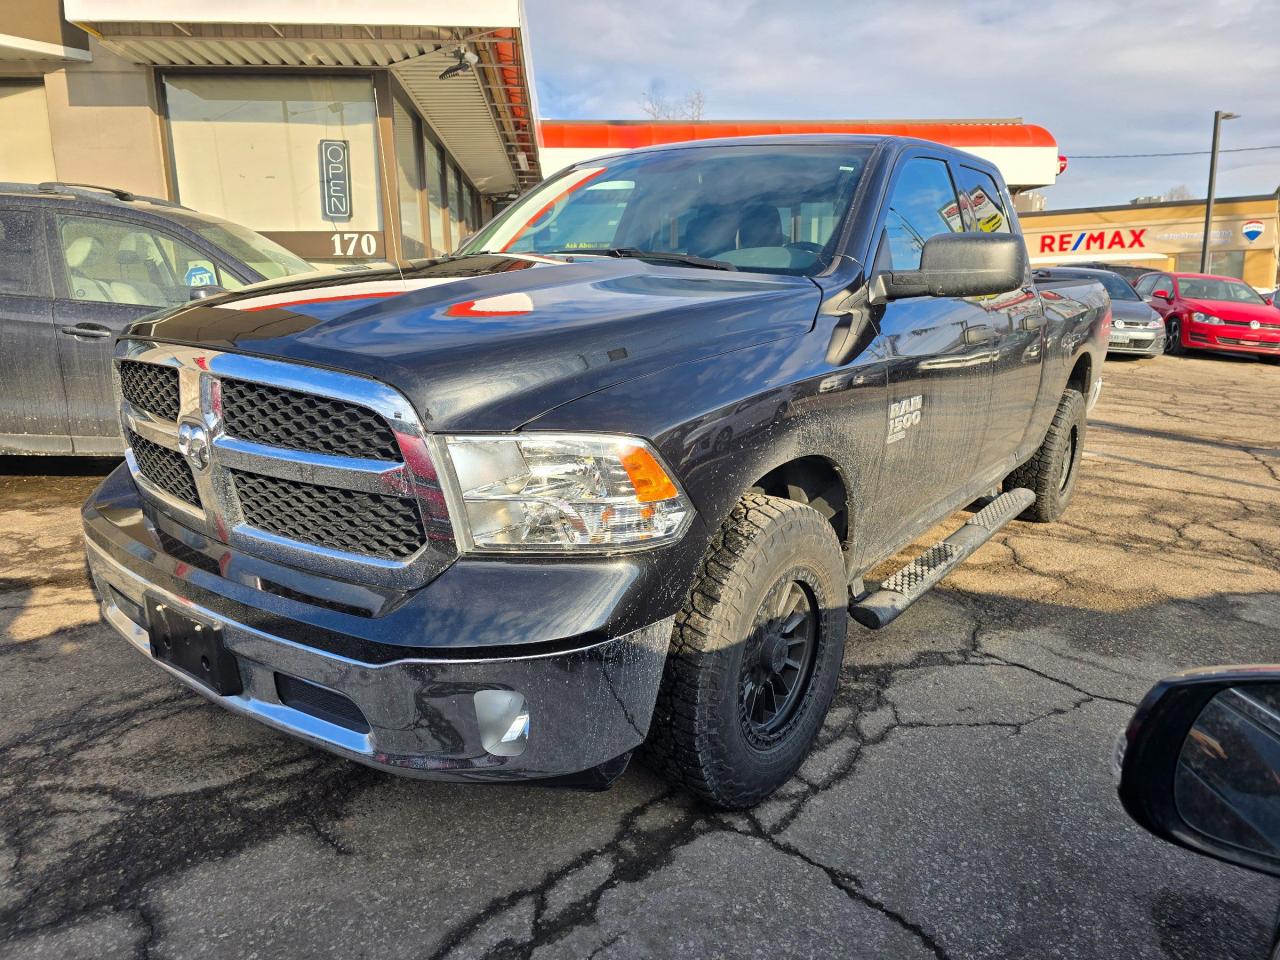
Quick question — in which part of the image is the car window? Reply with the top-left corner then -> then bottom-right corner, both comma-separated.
1175,276 -> 1266,304
56,214 -> 227,307
1093,272 -> 1142,301
954,166 -> 1012,235
882,157 -> 964,270
1134,275 -> 1158,296
0,209 -> 43,297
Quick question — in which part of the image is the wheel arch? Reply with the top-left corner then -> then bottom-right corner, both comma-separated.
747,455 -> 850,545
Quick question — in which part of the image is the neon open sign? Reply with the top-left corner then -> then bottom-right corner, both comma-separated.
319,139 -> 352,221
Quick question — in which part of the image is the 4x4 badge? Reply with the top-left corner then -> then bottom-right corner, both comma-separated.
177,422 -> 210,471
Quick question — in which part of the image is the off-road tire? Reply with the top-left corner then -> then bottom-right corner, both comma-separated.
1004,388 -> 1086,523
643,493 -> 847,809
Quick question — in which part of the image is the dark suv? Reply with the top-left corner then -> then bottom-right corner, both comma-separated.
0,182 -> 317,456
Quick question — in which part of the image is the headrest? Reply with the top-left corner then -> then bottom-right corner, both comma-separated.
65,236 -> 102,269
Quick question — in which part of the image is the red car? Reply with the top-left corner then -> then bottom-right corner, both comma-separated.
1134,271 -> 1280,362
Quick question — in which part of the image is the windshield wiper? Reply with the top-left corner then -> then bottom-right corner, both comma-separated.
602,248 -> 737,271
534,247 -> 736,271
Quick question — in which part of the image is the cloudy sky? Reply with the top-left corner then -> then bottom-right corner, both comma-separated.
525,0 -> 1280,209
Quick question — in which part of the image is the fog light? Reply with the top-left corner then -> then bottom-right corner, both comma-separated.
474,690 -> 530,757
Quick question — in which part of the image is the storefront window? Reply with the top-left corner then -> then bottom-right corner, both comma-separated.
425,137 -> 448,255
1174,250 -> 1245,279
392,96 -> 425,260
449,163 -> 465,250
164,75 -> 382,235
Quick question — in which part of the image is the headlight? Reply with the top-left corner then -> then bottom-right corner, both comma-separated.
441,433 -> 693,551
1191,312 -> 1224,325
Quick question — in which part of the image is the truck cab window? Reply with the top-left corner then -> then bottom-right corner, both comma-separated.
954,166 -> 1011,235
882,157 -> 964,270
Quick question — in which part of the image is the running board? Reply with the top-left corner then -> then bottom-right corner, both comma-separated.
849,487 -> 1036,630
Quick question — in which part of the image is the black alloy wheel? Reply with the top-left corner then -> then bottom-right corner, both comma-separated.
739,578 -> 817,741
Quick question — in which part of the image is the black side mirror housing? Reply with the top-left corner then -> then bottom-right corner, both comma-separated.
189,284 -> 227,301
1118,666 -> 1280,878
873,233 -> 1027,302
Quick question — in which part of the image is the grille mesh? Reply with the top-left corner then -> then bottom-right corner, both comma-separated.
220,378 -> 401,461
119,361 -> 180,421
231,469 -> 424,560
129,431 -> 199,506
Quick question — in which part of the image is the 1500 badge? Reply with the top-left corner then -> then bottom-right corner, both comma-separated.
888,395 -> 923,444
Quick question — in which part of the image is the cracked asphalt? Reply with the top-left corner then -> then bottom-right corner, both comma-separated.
2,351 -> 1279,960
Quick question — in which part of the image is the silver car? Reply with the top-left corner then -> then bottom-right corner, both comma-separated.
1039,266 -> 1165,357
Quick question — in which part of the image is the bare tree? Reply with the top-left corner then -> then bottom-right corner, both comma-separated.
640,87 -> 706,121
1166,183 -> 1193,201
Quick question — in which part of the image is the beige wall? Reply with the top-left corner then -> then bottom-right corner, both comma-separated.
0,83 -> 58,182
41,37 -> 167,197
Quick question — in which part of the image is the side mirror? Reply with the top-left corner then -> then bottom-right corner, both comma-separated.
1152,289 -> 1173,302
1266,296 -> 1274,306
874,233 -> 1026,301
188,284 -> 226,301
1118,666 -> 1280,878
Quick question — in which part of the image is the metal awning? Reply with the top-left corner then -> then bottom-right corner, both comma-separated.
66,13 -> 539,193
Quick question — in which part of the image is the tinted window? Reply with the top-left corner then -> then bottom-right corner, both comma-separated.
954,166 -> 1011,235
464,144 -> 872,277
1176,276 -> 1265,304
57,214 -> 225,307
1134,274 -> 1159,296
1090,272 -> 1141,301
882,157 -> 964,271
0,209 -> 42,296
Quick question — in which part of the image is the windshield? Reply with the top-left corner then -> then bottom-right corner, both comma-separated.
462,144 -> 873,276
188,218 -> 316,281
1093,273 -> 1141,301
1177,276 -> 1265,304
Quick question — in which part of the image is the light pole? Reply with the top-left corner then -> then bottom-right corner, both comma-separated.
1200,110 -> 1239,273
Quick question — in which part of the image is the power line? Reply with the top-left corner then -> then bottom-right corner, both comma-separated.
1069,144 -> 1280,159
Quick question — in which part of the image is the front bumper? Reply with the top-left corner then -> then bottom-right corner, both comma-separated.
1186,323 -> 1280,356
84,471 -> 677,782
1107,329 -> 1165,356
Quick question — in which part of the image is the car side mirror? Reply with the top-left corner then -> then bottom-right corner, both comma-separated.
1152,289 -> 1172,302
873,233 -> 1026,302
1266,296 -> 1274,306
188,284 -> 226,301
1118,666 -> 1280,878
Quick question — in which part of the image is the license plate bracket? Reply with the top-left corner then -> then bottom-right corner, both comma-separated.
147,601 -> 242,696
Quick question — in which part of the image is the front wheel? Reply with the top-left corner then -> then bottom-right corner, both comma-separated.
643,494 -> 847,809
1004,388 -> 1086,523
1164,316 -> 1184,355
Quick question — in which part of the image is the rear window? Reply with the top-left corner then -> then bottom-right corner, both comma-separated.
0,209 -> 41,296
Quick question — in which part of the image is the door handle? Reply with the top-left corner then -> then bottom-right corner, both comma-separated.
59,324 -> 112,340
964,324 -> 995,345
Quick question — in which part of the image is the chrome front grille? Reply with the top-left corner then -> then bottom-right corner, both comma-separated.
230,469 -> 425,560
220,377 -> 402,461
114,342 -> 456,589
119,360 -> 180,421
128,430 -> 199,506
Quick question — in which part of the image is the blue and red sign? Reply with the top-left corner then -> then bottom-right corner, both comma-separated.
1241,219 -> 1264,243
1038,229 -> 1147,254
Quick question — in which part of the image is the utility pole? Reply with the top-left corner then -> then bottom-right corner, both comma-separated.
1200,110 -> 1239,272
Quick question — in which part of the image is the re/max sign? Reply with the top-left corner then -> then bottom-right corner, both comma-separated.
1037,228 -> 1147,254
319,139 -> 352,221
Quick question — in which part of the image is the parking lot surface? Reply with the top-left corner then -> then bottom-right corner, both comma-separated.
2,353 -> 1278,960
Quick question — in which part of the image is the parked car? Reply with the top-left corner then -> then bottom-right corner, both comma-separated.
1134,270 -> 1280,362
1066,261 -> 1157,287
1037,266 -> 1164,357
0,182 -> 320,456
1117,666 -> 1280,958
81,136 -> 1109,809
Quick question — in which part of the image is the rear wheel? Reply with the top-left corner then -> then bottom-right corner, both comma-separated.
1164,316 -> 1184,355
1004,388 -> 1086,523
643,493 -> 847,809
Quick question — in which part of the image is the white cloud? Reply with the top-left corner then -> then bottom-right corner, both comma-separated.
526,0 -> 1280,206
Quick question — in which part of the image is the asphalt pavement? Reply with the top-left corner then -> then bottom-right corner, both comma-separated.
2,351 -> 1278,960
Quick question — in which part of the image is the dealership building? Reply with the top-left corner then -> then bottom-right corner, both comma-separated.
1021,194 -> 1280,290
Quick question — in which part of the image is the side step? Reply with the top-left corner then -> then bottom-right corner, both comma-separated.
849,487 -> 1035,630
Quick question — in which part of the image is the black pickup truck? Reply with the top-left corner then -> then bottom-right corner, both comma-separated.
82,136 -> 1109,808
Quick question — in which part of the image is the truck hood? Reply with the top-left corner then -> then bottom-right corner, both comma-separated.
129,254 -> 821,431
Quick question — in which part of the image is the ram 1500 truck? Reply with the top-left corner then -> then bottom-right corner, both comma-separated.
83,136 -> 1109,809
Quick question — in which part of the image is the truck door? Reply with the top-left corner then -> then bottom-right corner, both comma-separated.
866,155 -> 995,549
48,212 -> 233,454
952,165 -> 1045,479
0,206 -> 71,453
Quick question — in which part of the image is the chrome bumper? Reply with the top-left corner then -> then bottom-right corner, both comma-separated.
86,538 -> 672,781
